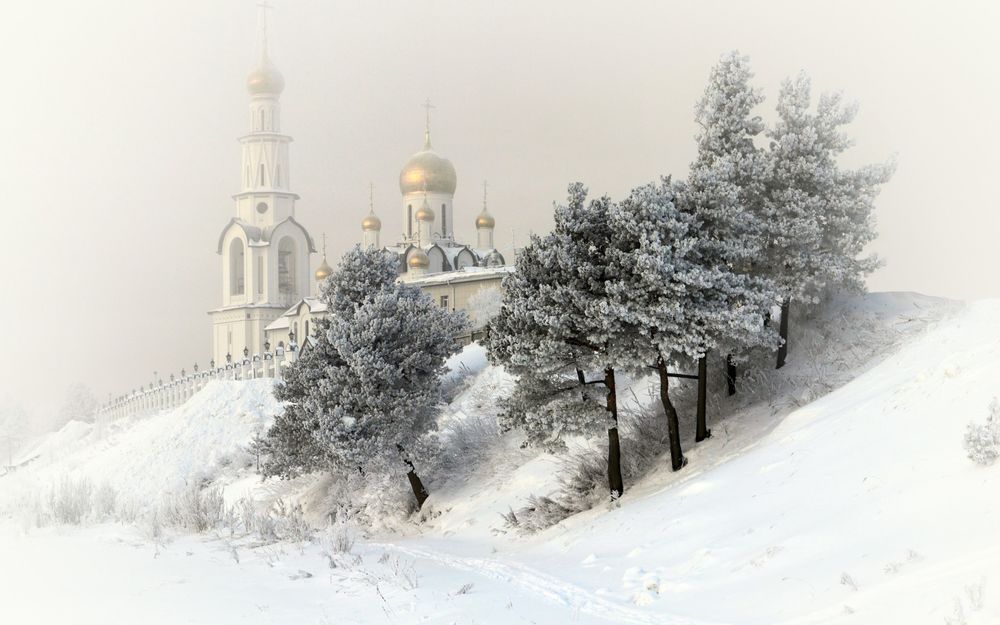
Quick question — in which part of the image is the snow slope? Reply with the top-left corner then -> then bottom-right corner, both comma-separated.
2,292 -> 998,624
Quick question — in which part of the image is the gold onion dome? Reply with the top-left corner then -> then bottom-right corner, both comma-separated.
415,198 -> 435,222
247,61 -> 285,96
361,212 -> 382,231
408,249 -> 430,269
399,137 -> 457,196
476,210 -> 495,229
314,258 -> 333,281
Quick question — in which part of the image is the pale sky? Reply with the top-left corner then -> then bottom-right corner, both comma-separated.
1,0 -> 998,421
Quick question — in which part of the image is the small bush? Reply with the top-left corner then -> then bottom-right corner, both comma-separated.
964,399 -> 1000,466
160,482 -> 225,532
48,477 -> 94,525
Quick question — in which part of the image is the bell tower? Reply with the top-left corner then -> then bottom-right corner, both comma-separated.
209,4 -> 314,365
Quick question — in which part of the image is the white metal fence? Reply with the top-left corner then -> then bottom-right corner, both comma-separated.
98,348 -> 300,421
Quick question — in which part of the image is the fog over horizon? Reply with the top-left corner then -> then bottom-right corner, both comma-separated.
1,0 -> 998,422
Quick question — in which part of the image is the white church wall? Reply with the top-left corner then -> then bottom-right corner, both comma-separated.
402,191 -> 453,242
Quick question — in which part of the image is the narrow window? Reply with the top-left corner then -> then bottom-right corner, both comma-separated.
260,109 -> 265,130
275,164 -> 281,187
259,163 -> 266,187
257,256 -> 263,294
439,295 -> 449,309
229,239 -> 245,296
278,237 -> 297,296
407,204 -> 413,238
305,320 -> 309,337
441,203 -> 447,235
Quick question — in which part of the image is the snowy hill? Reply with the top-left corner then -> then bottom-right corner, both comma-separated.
3,292 -> 998,625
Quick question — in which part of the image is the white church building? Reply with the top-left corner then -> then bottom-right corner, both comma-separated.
211,12 -> 508,364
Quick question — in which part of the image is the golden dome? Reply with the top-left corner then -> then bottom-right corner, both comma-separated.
314,258 -> 333,282
407,249 -> 430,269
399,143 -> 457,196
361,212 -> 382,231
415,199 -> 435,222
476,211 -> 495,229
247,61 -> 285,96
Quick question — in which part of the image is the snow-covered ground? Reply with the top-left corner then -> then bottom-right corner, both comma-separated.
2,292 -> 998,624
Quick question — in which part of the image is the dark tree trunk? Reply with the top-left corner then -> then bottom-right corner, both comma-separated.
776,300 -> 790,369
396,444 -> 429,509
604,367 -> 625,499
726,354 -> 737,396
405,466 -> 429,510
656,357 -> 687,471
696,354 -> 711,442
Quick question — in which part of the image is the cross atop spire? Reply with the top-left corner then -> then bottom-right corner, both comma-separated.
368,181 -> 375,213
257,1 -> 274,64
321,232 -> 327,258
482,179 -> 489,210
422,98 -> 435,149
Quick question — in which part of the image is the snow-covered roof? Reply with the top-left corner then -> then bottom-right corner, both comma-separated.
407,264 -> 513,286
264,316 -> 290,332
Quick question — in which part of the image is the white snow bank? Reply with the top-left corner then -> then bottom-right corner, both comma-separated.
6,293 -> 997,625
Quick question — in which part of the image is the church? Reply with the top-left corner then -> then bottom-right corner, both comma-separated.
209,12 -> 508,365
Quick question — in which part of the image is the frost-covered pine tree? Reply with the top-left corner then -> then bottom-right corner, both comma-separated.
488,185 -> 634,498
258,246 -> 466,510
608,178 -> 775,467
761,73 -> 894,368
312,246 -> 467,509
685,51 -> 780,390
258,316 -> 341,479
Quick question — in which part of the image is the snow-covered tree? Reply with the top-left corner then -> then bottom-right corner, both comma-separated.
258,246 -> 466,510
316,246 -> 466,508
258,317 -> 341,479
466,286 -> 503,329
55,382 -> 99,429
607,178 -> 775,468
687,50 -> 770,273
761,73 -> 894,367
685,51 -> 780,390
964,399 -> 1000,466
488,185 -> 635,498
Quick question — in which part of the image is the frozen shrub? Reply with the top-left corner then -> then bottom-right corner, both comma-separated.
48,477 -> 94,524
964,399 -> 1000,466
502,495 -> 575,534
161,483 -> 225,532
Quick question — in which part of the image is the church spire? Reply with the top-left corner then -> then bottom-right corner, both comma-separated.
422,98 -> 435,149
257,1 -> 273,64
247,2 -> 284,96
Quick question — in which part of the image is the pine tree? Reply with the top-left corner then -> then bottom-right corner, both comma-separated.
488,185 -> 633,498
257,246 -> 466,510
314,246 -> 467,509
685,51 -> 780,392
762,73 -> 894,368
257,317 -> 340,479
607,178 -> 775,467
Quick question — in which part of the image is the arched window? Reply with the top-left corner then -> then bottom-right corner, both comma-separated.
275,164 -> 281,187
407,204 -> 413,238
305,319 -> 310,337
278,237 -> 297,297
259,163 -> 266,187
229,239 -> 245,296
441,203 -> 447,235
